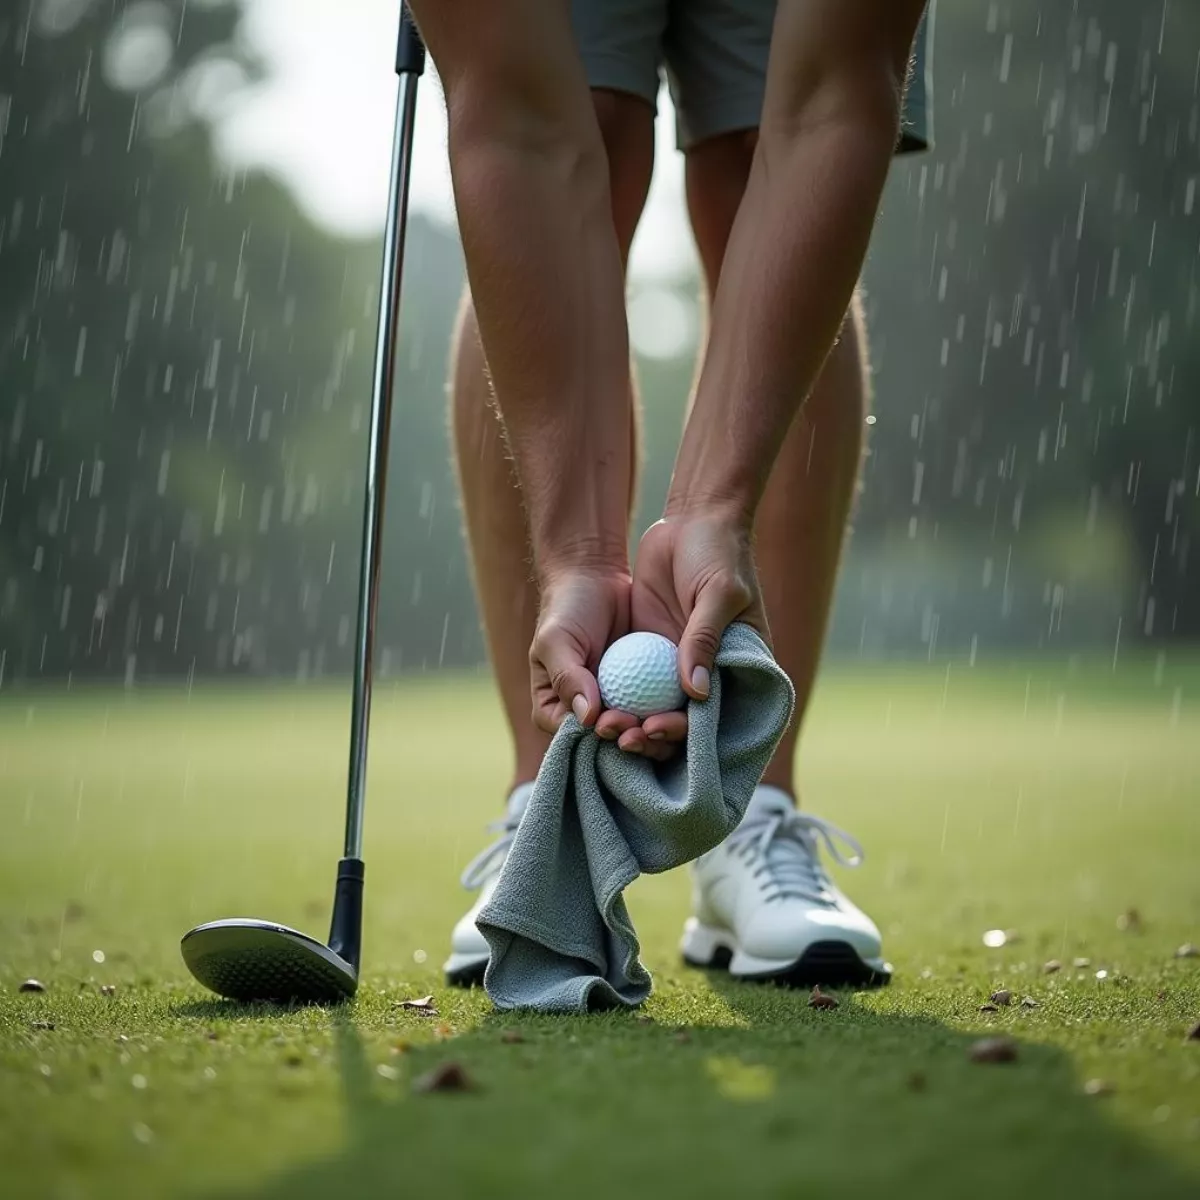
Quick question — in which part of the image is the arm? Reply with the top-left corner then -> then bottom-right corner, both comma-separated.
667,0 -> 928,524
408,0 -> 634,730
409,0 -> 632,581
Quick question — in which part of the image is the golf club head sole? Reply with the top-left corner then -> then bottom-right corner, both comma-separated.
181,919 -> 357,1004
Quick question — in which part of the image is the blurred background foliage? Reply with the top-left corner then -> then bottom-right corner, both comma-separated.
1,0 -> 1197,684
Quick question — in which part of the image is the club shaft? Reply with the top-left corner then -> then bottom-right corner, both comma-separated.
344,72 -> 420,861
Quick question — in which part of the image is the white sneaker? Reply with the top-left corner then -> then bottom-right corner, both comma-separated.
443,783 -> 531,987
681,786 -> 891,987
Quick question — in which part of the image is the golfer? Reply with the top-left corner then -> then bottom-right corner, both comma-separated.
405,0 -> 935,989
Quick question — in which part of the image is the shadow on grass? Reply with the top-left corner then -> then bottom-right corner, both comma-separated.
204,977 -> 1199,1200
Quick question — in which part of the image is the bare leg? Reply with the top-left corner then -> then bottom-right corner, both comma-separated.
685,133 -> 868,797
449,90 -> 655,794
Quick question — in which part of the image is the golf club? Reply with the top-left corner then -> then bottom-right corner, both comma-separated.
180,5 -> 425,1004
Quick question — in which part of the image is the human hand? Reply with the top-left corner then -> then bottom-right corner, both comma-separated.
529,566 -> 632,735
620,509 -> 769,749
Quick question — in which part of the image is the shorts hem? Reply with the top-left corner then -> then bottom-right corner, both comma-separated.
579,52 -> 660,112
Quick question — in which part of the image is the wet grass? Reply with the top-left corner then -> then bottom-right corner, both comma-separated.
1,654 -> 1198,1198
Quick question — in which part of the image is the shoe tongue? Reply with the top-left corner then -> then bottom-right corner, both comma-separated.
506,782 -> 534,825
744,785 -> 795,823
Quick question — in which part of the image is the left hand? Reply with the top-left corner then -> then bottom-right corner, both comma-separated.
606,509 -> 769,756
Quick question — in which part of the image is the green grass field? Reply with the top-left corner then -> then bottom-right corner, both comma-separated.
1,658 -> 1198,1199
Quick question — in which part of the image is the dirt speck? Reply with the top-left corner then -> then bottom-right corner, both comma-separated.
979,1003 -> 1000,1013
30,1020 -> 55,1031
394,995 -> 437,1015
969,1036 -> 1018,1064
907,1071 -> 927,1092
808,985 -> 839,1010
413,1061 -> 475,1094
1116,909 -> 1142,933
990,989 -> 1013,1006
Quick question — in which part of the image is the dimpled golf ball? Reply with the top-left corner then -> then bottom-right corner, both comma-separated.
597,632 -> 686,718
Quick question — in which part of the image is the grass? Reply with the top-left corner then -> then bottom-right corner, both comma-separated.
1,655 -> 1198,1199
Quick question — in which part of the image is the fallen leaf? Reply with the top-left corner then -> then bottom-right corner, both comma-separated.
1073,957 -> 1091,969
1042,960 -> 1062,974
969,1036 -> 1018,1064
1083,1078 -> 1114,1097
18,979 -> 46,994
499,1030 -> 525,1045
1186,1022 -> 1200,1042
907,1071 -> 927,1092
808,986 -> 839,1010
990,989 -> 1013,1006
1020,996 -> 1040,1009
979,1003 -> 999,1013
30,1021 -> 55,1031
413,1061 -> 475,1093
1175,944 -> 1199,959
375,1064 -> 399,1081
394,995 -> 437,1015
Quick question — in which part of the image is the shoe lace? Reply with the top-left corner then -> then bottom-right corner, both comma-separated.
726,809 -> 865,904
459,812 -> 522,891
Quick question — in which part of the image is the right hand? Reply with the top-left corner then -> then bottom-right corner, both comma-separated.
530,566 -> 631,735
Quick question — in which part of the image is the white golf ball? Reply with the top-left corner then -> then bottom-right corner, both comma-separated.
597,632 -> 686,719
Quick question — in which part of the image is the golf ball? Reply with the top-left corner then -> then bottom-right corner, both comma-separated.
597,632 -> 686,718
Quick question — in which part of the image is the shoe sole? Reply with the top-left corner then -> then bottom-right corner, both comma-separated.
443,952 -> 487,989
681,919 -> 892,989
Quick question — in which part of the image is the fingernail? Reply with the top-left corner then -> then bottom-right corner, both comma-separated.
572,695 -> 589,723
691,666 -> 710,697
648,731 -> 666,741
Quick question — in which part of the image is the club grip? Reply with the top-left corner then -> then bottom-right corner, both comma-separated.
396,4 -> 426,76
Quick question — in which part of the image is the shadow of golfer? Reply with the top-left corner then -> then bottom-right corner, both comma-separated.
204,977 -> 1199,1200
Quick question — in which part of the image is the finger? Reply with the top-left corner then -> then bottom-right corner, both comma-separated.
618,728 -> 648,755
678,580 -> 748,701
642,711 -> 687,743
595,709 -> 639,741
531,632 -> 602,727
643,739 -> 679,763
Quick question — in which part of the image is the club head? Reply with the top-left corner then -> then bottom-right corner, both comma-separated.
181,918 -> 358,1004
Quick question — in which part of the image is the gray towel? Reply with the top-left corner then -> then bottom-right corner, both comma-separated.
476,622 -> 795,1013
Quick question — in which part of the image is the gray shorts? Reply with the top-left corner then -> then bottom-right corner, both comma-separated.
571,0 -> 934,153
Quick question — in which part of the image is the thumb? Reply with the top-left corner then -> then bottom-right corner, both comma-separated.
677,586 -> 733,702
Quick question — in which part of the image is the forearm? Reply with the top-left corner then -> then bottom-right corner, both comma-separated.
448,103 -> 631,581
668,8 -> 923,523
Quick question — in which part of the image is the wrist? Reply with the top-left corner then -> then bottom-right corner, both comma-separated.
663,479 -> 756,531
535,532 -> 630,589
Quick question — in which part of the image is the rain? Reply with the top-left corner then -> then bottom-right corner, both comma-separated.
0,0 -> 1198,1195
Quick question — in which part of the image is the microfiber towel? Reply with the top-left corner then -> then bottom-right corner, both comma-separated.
475,621 -> 795,1013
